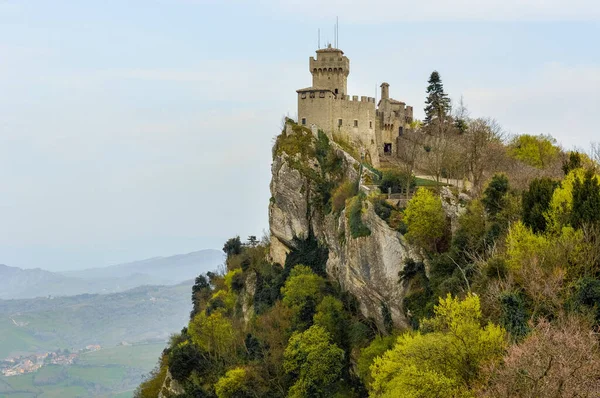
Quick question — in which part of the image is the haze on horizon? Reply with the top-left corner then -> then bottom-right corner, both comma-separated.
1,0 -> 599,271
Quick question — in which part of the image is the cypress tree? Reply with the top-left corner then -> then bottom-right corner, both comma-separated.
571,169 -> 600,228
424,71 -> 451,126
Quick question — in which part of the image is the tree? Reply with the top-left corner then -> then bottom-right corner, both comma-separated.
481,174 -> 509,217
508,134 -> 560,169
378,169 -> 415,195
169,342 -> 207,382
313,296 -> 349,348
215,367 -> 252,398
396,121 -> 424,198
253,302 -> 294,396
424,71 -> 451,126
191,274 -> 212,318
462,118 -> 506,193
284,325 -> 345,397
188,311 -> 239,362
571,168 -> 600,228
403,187 -> 447,252
422,71 -> 461,186
482,316 -> 600,397
521,177 -> 559,233
281,265 -> 326,329
562,151 -> 583,175
357,335 -> 396,389
223,236 -> 242,257
370,294 -> 505,398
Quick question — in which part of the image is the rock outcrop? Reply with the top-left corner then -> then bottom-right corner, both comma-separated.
269,123 -> 419,328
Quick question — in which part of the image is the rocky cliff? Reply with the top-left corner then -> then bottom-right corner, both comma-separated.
269,121 -> 421,328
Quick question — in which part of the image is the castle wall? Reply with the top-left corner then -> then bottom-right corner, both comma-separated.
298,92 -> 379,166
297,90 -> 335,133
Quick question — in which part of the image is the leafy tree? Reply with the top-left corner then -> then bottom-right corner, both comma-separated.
424,71 -> 451,126
481,174 -> 509,217
370,294 -> 505,397
169,342 -> 207,382
571,277 -> 600,323
281,265 -> 326,329
403,187 -> 447,252
571,169 -> 600,228
508,134 -> 560,168
188,311 -> 239,362
223,236 -> 242,257
191,274 -> 212,318
499,291 -> 530,341
313,296 -> 349,348
563,151 -> 583,175
215,367 -> 252,398
356,335 -> 396,389
546,168 -> 588,232
284,325 -> 345,397
521,177 -> 559,233
378,169 -> 416,194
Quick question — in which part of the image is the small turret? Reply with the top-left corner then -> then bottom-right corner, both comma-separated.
380,82 -> 390,100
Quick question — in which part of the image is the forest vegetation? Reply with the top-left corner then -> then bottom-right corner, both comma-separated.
136,71 -> 600,398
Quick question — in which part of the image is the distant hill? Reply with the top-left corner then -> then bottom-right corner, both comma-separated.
0,249 -> 223,300
0,282 -> 192,359
0,282 -> 193,397
62,249 -> 224,284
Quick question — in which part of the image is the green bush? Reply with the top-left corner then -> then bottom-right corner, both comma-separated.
332,181 -> 357,214
347,196 -> 371,238
169,343 -> 207,382
499,291 -> 530,341
378,169 -> 416,194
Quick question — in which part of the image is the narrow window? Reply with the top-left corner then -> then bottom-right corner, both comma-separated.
354,120 -> 358,127
338,119 -> 343,127
369,121 -> 373,129
334,88 -> 339,94
301,118 -> 306,125
384,143 -> 392,154
399,126 -> 404,136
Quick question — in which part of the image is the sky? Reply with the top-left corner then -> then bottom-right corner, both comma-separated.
0,0 -> 599,271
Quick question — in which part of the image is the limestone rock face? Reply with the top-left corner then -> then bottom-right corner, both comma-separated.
269,129 -> 417,328
440,186 -> 469,233
159,369 -> 185,398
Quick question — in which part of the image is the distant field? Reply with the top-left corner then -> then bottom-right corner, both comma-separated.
0,342 -> 166,397
78,343 -> 166,372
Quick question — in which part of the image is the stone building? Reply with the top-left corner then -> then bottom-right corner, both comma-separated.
297,45 -> 413,167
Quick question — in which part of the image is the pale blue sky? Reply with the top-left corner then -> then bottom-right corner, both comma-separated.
1,1 -> 599,270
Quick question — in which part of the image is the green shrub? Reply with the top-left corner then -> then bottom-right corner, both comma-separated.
168,342 -> 207,382
332,181 -> 357,213
378,169 -> 416,194
373,197 -> 394,222
499,291 -> 530,341
347,195 -> 371,238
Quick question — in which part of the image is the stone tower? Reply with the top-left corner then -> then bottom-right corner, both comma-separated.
309,44 -> 349,95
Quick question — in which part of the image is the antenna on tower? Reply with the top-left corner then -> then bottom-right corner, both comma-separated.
336,16 -> 339,48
